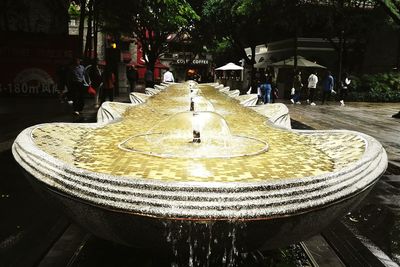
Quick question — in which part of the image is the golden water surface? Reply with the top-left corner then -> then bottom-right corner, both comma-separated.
32,84 -> 365,182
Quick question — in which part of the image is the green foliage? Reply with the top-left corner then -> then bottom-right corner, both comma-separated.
377,0 -> 400,22
349,72 -> 400,102
68,1 -> 80,17
215,38 -> 234,53
99,0 -> 198,70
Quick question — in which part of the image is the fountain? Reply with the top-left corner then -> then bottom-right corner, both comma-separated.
12,81 -> 387,265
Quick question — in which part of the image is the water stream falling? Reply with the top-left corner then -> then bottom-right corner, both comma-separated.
162,220 -> 248,267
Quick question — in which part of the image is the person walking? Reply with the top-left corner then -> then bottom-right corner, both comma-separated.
307,70 -> 318,106
126,65 -> 138,92
56,64 -> 70,103
100,66 -> 115,103
68,57 -> 86,120
87,58 -> 102,92
163,68 -> 175,83
322,71 -> 335,105
291,71 -> 303,104
262,76 -> 272,104
271,76 -> 278,103
145,69 -> 154,88
339,73 -> 351,106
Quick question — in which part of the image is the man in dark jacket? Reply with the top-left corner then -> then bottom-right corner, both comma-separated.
126,65 -> 138,92
145,69 -> 154,88
69,57 -> 86,120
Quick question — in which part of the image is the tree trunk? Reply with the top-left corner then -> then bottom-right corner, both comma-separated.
294,36 -> 298,74
78,0 -> 86,57
93,0 -> 99,59
84,0 -> 93,61
235,40 -> 255,90
337,30 -> 345,90
397,29 -> 400,70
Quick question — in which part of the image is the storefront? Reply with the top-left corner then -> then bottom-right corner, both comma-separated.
171,59 -> 212,82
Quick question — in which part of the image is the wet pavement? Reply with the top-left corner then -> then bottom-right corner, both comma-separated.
1,94 -> 400,266
287,100 -> 400,266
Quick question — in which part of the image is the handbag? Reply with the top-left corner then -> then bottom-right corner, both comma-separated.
87,85 -> 96,96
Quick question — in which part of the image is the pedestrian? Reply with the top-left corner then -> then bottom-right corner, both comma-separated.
145,69 -> 154,88
87,58 -> 102,93
68,57 -> 86,120
290,71 -> 303,104
163,68 -> 175,83
262,76 -> 272,104
126,65 -> 138,92
247,78 -> 258,95
339,72 -> 351,106
322,71 -> 335,105
256,79 -> 262,101
307,70 -> 318,106
271,76 -> 278,103
56,64 -> 69,103
101,66 -> 115,103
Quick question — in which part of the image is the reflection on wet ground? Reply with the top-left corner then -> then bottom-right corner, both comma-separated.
343,168 -> 400,265
292,119 -> 400,266
0,149 -> 68,267
69,235 -> 312,267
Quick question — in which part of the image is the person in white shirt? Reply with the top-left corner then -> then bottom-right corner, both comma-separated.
163,68 -> 174,83
307,70 -> 318,106
339,73 -> 351,106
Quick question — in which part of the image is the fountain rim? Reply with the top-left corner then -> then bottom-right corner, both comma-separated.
14,123 -> 385,188
12,124 -> 387,219
31,175 -> 380,221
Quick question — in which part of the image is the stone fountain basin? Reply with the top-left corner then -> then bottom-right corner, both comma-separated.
12,83 -> 387,250
20,167 -> 377,251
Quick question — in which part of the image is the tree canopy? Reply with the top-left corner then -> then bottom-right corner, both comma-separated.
74,0 -> 397,75
99,0 -> 198,70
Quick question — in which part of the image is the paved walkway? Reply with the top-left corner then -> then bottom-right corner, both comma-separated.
283,100 -> 400,266
284,101 -> 400,168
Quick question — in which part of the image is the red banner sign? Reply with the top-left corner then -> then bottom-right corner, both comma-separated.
0,32 -> 78,96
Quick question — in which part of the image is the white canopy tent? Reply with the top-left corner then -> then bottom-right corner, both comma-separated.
271,56 -> 326,69
215,62 -> 244,70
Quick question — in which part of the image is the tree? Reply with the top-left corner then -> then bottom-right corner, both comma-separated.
376,0 -> 400,69
203,0 -> 291,88
184,0 -> 215,60
78,0 -> 86,57
135,0 -> 198,71
377,0 -> 400,22
376,1 -> 400,117
100,0 -> 198,72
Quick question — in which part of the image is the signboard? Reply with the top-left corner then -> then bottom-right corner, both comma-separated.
0,33 -> 78,96
175,59 -> 209,65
